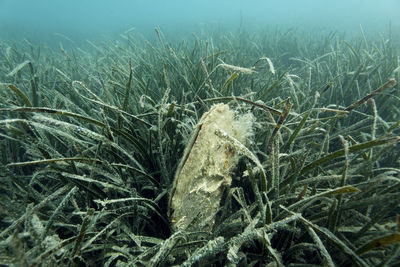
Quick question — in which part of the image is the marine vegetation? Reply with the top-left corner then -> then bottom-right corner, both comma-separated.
0,26 -> 400,266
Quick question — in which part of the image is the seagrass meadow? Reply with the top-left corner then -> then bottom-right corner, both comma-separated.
0,26 -> 400,266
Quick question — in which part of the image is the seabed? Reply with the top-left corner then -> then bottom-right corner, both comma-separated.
0,27 -> 400,266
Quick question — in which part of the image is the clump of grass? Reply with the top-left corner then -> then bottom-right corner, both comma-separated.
0,26 -> 399,266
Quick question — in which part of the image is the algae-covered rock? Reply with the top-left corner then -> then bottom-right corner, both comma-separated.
168,103 -> 254,231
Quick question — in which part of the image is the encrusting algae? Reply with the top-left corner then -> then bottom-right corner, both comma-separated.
168,103 -> 254,231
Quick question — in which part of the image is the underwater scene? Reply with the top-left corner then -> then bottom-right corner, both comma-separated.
1,0 -> 400,266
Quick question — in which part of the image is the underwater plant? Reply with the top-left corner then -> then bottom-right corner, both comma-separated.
0,26 -> 399,266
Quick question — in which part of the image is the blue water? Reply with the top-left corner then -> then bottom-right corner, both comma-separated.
1,0 -> 399,42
